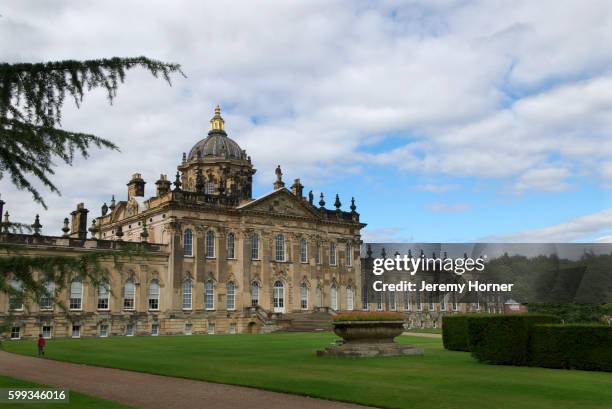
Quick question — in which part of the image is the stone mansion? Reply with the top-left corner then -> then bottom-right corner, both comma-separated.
1,106 -> 366,338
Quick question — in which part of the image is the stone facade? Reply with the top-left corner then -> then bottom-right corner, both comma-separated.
1,106 -> 365,339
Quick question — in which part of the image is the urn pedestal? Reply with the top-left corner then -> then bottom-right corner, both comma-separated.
317,320 -> 424,357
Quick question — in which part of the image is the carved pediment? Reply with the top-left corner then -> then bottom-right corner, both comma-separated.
239,188 -> 319,219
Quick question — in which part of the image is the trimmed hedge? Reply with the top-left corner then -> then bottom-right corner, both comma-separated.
442,315 -> 472,351
529,324 -> 612,372
467,314 -> 560,365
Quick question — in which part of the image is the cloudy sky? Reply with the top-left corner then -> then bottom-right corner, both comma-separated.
1,0 -> 612,242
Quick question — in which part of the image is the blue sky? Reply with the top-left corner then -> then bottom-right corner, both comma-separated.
2,1 -> 612,242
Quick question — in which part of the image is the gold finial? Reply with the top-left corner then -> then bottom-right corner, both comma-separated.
210,104 -> 225,132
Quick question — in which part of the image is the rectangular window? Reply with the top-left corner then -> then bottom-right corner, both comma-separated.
329,243 -> 337,266
251,283 -> 259,307
182,281 -> 192,310
389,291 -> 397,311
315,241 -> 321,265
151,324 -> 159,336
42,325 -> 52,339
428,292 -> 435,311
346,244 -> 353,267
69,280 -> 83,310
98,284 -> 109,310
10,327 -> 20,340
207,323 -> 215,335
440,294 -> 446,311
72,325 -> 81,338
416,293 -> 423,311
99,324 -> 108,337
376,292 -> 384,311
300,285 -> 308,310
347,287 -> 354,311
123,282 -> 135,310
126,324 -> 134,336
40,282 -> 54,310
404,291 -> 411,311
251,233 -> 259,260
185,323 -> 193,335
300,239 -> 308,263
227,283 -> 236,311
229,323 -> 237,334
205,282 -> 215,310
275,235 -> 285,262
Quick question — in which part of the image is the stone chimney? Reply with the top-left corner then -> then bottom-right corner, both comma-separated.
70,203 -> 89,240
291,178 -> 304,198
127,173 -> 146,200
155,174 -> 171,196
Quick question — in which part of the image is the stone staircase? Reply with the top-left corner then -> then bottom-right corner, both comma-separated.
282,311 -> 334,332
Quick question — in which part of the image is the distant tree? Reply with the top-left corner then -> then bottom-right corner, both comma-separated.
0,57 -> 184,333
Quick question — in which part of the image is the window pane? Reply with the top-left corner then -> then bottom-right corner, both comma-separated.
275,234 -> 285,262
98,283 -> 109,310
183,279 -> 192,309
251,233 -> 259,260
183,229 -> 193,256
205,281 -> 215,310
227,282 -> 235,310
347,286 -> 354,311
227,233 -> 235,259
329,243 -> 337,265
40,281 -> 54,310
124,280 -> 135,310
331,284 -> 338,310
149,280 -> 160,310
206,231 -> 215,258
251,282 -> 259,307
300,284 -> 308,309
70,278 -> 82,310
300,239 -> 307,263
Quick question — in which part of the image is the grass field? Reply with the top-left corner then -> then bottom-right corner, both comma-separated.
0,376 -> 132,409
3,333 -> 611,409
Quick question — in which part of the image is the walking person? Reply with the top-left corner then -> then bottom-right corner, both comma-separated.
37,333 -> 46,357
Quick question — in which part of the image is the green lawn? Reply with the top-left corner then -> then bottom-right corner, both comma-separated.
0,376 -> 132,408
3,333 -> 611,409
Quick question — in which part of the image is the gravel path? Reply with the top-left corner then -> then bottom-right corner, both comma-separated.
402,332 -> 442,338
0,351 -> 375,409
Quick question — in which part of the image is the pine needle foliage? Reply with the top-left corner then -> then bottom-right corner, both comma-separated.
0,56 -> 184,208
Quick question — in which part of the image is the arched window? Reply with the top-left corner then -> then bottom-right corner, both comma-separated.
275,234 -> 285,262
329,243 -> 337,266
316,286 -> 322,308
123,280 -> 135,310
330,283 -> 338,311
346,244 -> 353,267
362,284 -> 369,311
299,238 -> 308,263
251,281 -> 260,307
251,233 -> 259,260
206,230 -> 215,258
205,280 -> 215,310
97,282 -> 109,310
183,229 -> 193,257
300,283 -> 308,310
69,278 -> 83,310
149,280 -> 160,310
182,279 -> 193,310
40,281 -> 54,310
315,241 -> 321,264
227,281 -> 236,310
273,280 -> 284,312
9,278 -> 23,311
227,233 -> 236,259
347,285 -> 354,311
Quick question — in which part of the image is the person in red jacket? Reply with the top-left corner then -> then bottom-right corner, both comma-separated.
37,334 -> 46,357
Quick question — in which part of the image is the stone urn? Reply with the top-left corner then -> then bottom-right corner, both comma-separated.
317,316 -> 424,357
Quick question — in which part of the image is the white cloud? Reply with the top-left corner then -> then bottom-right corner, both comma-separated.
415,183 -> 460,193
484,209 -> 612,242
1,1 -> 612,234
427,202 -> 471,213
513,167 -> 570,193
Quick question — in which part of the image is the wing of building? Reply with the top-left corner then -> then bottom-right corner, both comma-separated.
1,106 -> 366,338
